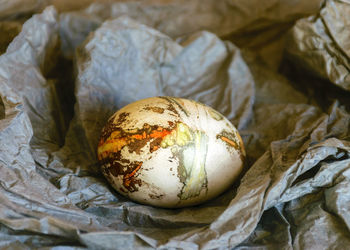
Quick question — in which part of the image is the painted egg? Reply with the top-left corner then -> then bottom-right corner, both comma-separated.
97,97 -> 245,208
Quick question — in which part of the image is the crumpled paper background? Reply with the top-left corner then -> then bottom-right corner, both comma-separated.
0,0 -> 349,249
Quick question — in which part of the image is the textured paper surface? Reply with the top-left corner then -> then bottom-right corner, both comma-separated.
0,1 -> 349,249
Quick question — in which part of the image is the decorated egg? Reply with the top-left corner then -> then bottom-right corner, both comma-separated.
97,97 -> 245,208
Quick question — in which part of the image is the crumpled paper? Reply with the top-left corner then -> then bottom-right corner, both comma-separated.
286,0 -> 350,92
0,0 -> 349,249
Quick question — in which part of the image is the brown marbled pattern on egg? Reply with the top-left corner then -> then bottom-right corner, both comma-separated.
97,97 -> 245,208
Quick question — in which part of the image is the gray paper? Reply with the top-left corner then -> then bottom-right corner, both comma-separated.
0,1 -> 349,249
287,0 -> 350,91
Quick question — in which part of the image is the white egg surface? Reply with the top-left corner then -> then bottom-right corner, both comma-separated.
97,97 -> 245,208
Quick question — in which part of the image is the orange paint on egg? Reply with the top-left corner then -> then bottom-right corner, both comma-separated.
220,136 -> 238,148
149,129 -> 171,139
97,122 -> 178,192
123,162 -> 143,188
98,125 -> 175,160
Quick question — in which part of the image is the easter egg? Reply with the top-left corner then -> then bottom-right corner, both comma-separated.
97,97 -> 245,208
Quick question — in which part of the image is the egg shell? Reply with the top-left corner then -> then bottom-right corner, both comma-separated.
97,96 -> 245,208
